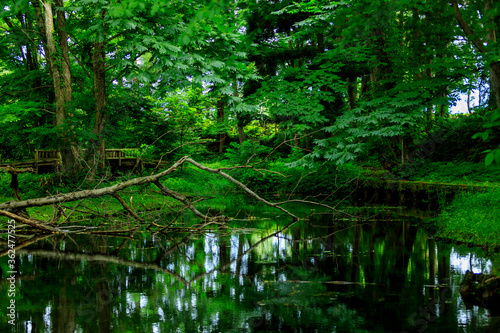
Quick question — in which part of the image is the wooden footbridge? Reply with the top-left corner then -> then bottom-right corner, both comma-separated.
0,149 -> 167,174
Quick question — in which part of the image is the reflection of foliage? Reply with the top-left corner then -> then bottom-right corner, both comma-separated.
0,207 -> 488,332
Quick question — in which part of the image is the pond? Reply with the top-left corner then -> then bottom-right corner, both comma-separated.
1,203 -> 499,332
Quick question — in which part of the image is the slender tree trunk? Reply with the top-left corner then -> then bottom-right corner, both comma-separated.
233,79 -> 246,144
237,125 -> 246,144
216,99 -> 226,153
89,14 -> 107,171
347,77 -> 357,110
438,91 -> 449,118
316,33 -> 324,51
360,74 -> 370,95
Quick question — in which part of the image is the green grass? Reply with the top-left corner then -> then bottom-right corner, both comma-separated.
434,188 -> 500,247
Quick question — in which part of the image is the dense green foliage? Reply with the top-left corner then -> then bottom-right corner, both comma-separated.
2,5 -> 500,333
1,0 -> 500,170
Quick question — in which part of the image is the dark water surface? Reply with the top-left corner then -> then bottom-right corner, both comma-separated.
1,204 -> 499,332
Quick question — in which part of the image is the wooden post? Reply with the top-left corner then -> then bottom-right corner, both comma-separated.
34,150 -> 39,174
2,166 -> 35,201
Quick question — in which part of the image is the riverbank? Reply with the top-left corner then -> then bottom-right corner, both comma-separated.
1,160 -> 499,248
433,187 -> 500,248
361,162 -> 500,248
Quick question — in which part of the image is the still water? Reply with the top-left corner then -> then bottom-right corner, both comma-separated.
1,204 -> 499,332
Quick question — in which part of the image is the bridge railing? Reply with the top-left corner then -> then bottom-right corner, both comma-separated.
3,148 -> 157,174
34,149 -> 140,161
105,149 -> 140,159
34,150 -> 60,161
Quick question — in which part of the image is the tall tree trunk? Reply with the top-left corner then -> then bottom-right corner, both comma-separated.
39,0 -> 76,172
56,0 -> 79,170
490,62 -> 500,109
56,0 -> 71,107
484,0 -> 500,108
89,13 -> 107,171
41,2 -> 64,126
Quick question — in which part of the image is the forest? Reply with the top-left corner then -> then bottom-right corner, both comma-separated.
1,0 -> 500,331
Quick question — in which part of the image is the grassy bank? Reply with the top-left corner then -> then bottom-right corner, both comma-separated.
433,188 -> 500,248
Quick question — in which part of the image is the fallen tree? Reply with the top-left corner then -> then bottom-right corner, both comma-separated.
0,156 -> 316,233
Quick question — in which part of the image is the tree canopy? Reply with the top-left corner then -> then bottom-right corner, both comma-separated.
1,0 -> 499,171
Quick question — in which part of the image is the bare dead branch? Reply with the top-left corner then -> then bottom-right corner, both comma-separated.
0,155 -> 323,233
111,193 -> 145,224
153,180 -> 209,220
0,209 -> 59,232
185,158 -> 299,220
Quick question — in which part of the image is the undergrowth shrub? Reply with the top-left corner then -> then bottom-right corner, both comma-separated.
224,141 -> 272,165
3,174 -> 59,199
161,165 -> 236,197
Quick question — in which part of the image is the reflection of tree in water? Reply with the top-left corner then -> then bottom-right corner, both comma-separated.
0,214 -> 498,332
